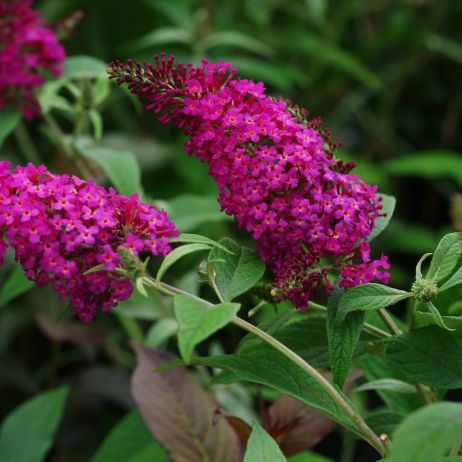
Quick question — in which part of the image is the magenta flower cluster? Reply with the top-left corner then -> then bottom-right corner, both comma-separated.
109,55 -> 390,308
0,0 -> 66,119
0,162 -> 178,322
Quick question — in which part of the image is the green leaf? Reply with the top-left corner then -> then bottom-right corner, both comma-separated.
244,420 -> 286,462
145,318 -> 178,348
386,402 -> 462,462
120,27 -> 192,53
156,243 -> 211,282
174,295 -> 240,362
425,302 -> 455,331
427,233 -> 462,283
327,287 -> 364,388
355,379 -> 416,394
79,147 -> 143,196
415,253 -> 432,280
361,354 -> 420,413
0,387 -> 69,462
208,238 -> 265,301
365,411 -> 405,437
369,194 -> 396,241
201,31 -> 275,58
166,194 -> 231,232
170,233 -> 233,253
383,151 -> 462,187
426,34 -> 462,65
0,264 -> 34,309
63,55 -> 107,79
337,284 -> 411,323
0,108 -> 21,149
387,326 -> 462,389
92,411 -> 168,462
187,351 -> 366,438
440,266 -> 462,292
288,453 -> 334,462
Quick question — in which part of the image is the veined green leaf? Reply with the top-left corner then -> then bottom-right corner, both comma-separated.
386,326 -> 462,389
92,411 -> 168,462
170,233 -> 233,253
0,387 -> 69,462
243,420 -> 286,462
208,238 -> 265,301
369,194 -> 396,241
337,284 -> 411,322
174,295 -> 240,363
427,233 -> 462,283
386,402 -> 462,462
440,266 -> 462,292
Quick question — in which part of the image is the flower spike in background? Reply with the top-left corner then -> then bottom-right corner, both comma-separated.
109,54 -> 390,309
0,0 -> 69,119
0,162 -> 178,323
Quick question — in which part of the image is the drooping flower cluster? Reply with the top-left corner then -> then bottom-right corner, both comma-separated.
0,0 -> 66,119
0,162 -> 178,322
109,54 -> 390,308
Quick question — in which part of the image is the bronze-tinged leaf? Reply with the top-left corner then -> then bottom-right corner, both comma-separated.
266,394 -> 335,456
131,345 -> 240,462
213,408 -> 252,449
266,371 -> 360,456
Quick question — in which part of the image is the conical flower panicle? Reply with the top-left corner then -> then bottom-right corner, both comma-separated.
109,55 -> 390,308
0,161 -> 178,322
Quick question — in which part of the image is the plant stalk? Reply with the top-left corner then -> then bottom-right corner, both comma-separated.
142,276 -> 387,456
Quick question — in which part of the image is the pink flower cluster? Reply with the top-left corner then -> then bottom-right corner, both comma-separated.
0,0 -> 66,119
109,55 -> 390,308
0,162 -> 178,322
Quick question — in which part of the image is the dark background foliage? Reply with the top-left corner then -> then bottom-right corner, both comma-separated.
1,0 -> 461,460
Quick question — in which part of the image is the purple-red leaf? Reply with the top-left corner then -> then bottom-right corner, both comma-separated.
131,345 -> 240,462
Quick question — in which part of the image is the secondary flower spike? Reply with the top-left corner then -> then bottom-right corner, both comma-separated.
0,0 -> 66,119
109,54 -> 390,308
0,162 -> 178,322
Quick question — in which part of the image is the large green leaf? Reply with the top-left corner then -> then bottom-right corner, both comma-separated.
288,453 -> 334,462
80,147 -> 143,196
0,264 -> 34,309
427,233 -> 462,283
0,387 -> 69,462
386,326 -> 462,389
386,403 -> 462,462
383,151 -> 462,187
337,284 -> 411,322
244,421 -> 286,462
188,350 -> 365,438
174,295 -> 240,362
0,108 -> 21,149
327,287 -> 364,388
63,55 -> 107,79
208,238 -> 265,301
440,266 -> 462,292
92,411 -> 167,462
369,194 -> 396,241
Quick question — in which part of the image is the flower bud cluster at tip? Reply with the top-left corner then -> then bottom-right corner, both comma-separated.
0,0 -> 66,119
411,278 -> 438,302
108,54 -> 390,309
0,161 -> 178,323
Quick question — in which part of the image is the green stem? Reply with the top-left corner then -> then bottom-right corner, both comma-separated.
14,122 -> 41,164
450,439 -> 462,456
409,297 -> 417,330
143,276 -> 387,456
377,308 -> 402,336
309,301 -> 391,338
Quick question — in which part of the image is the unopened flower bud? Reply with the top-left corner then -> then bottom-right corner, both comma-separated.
411,278 -> 438,302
